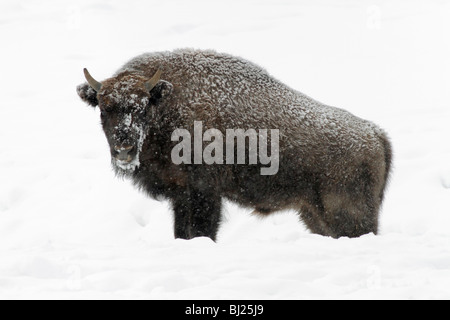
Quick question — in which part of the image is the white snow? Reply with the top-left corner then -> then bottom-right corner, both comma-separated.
1,0 -> 450,299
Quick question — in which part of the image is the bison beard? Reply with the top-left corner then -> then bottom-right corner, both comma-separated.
76,49 -> 392,241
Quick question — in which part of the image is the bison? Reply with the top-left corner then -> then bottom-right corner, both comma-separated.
77,49 -> 392,241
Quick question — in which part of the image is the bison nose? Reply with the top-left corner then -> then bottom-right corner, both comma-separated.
114,145 -> 134,162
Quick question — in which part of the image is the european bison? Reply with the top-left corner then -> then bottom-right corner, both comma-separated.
77,49 -> 392,240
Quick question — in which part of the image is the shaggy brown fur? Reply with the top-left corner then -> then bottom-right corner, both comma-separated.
77,49 -> 392,240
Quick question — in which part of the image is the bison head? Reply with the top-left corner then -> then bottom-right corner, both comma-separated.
77,68 -> 173,173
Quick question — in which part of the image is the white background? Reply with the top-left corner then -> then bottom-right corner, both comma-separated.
0,0 -> 449,299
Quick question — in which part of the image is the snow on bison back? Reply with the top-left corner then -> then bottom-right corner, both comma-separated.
76,49 -> 392,241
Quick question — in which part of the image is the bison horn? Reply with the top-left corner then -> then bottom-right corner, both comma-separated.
144,69 -> 162,92
83,68 -> 102,92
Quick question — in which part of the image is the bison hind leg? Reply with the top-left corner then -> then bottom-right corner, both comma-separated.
324,208 -> 378,238
298,191 -> 379,238
299,204 -> 337,238
322,192 -> 379,238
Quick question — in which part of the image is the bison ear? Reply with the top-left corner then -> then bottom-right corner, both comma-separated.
149,80 -> 173,104
76,83 -> 99,107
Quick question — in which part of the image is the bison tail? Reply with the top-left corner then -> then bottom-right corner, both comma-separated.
377,130 -> 393,203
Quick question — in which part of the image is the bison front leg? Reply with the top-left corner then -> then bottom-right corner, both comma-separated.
171,188 -> 222,241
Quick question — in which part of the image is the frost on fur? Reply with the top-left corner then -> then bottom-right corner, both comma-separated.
77,49 -> 392,241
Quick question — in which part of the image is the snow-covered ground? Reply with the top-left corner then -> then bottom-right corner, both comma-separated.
1,0 -> 450,299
